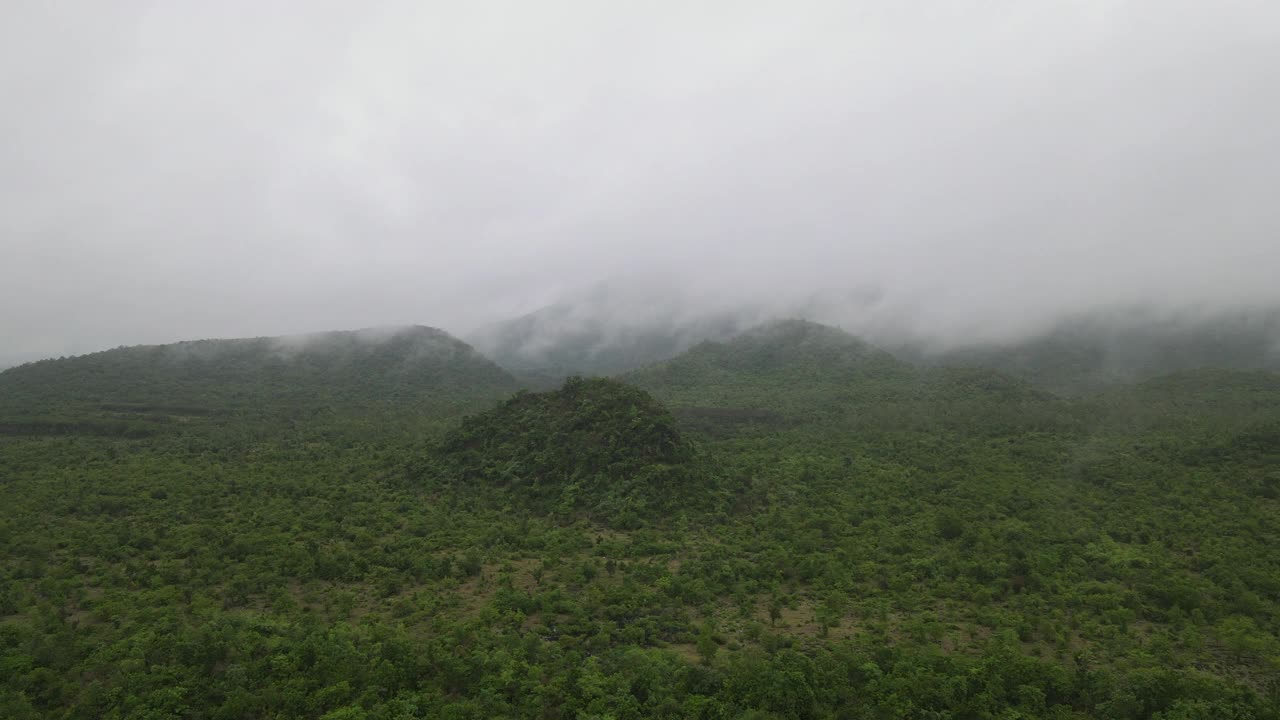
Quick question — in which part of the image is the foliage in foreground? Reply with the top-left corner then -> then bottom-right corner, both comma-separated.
1,321 -> 1279,718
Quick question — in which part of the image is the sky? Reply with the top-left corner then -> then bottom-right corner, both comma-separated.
3,1 -> 1279,361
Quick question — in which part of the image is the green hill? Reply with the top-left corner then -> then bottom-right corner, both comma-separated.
422,376 -> 711,524
0,325 -> 519,438
627,319 -> 1073,437
631,319 -> 908,384
901,308 -> 1280,394
625,319 -> 911,403
3,319 -> 1280,718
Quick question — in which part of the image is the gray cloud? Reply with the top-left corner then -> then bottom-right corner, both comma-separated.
3,0 -> 1278,358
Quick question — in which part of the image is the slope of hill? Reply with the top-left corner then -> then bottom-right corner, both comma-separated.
633,319 -> 908,383
626,319 -> 1074,437
0,325 -> 519,437
1084,368 -> 1280,436
625,319 -> 911,398
900,308 -> 1280,394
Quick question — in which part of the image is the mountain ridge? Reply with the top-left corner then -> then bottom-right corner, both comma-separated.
0,325 -> 519,432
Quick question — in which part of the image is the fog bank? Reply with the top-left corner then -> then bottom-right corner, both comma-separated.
3,1 -> 1278,358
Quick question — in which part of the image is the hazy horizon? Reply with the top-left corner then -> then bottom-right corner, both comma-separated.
4,2 -> 1279,360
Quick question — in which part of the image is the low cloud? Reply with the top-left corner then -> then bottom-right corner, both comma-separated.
3,1 -> 1278,358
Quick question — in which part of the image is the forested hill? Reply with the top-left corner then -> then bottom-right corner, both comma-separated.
625,319 -> 1070,436
0,325 -> 518,436
898,308 -> 1280,394
470,302 -> 1280,394
625,319 -> 911,399
420,376 -> 713,525
3,319 -> 1280,717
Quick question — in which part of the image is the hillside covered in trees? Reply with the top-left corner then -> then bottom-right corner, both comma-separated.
1,320 -> 1278,718
474,299 -> 1280,394
896,308 -> 1280,395
421,377 -> 712,524
0,325 -> 517,442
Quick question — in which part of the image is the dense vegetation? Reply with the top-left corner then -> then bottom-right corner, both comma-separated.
474,299 -> 1280,394
0,326 -> 517,443
421,377 -> 710,523
2,320 -> 1278,718
895,309 -> 1280,395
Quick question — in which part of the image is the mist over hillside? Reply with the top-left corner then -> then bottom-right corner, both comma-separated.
460,279 -> 1280,391
5,2 -> 1280,715
896,306 -> 1280,393
9,289 -> 1280,396
0,325 -> 517,437
466,282 -> 770,383
6,3 -> 1278,361
0,352 -> 46,371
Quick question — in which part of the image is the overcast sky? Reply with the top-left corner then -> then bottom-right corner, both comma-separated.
3,1 -> 1278,359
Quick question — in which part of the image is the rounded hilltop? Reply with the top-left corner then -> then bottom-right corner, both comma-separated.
427,376 -> 711,525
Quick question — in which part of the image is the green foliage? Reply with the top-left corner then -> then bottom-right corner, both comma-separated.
1,319 -> 1279,718
0,326 -> 518,443
425,376 -> 712,522
624,319 -> 1082,442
